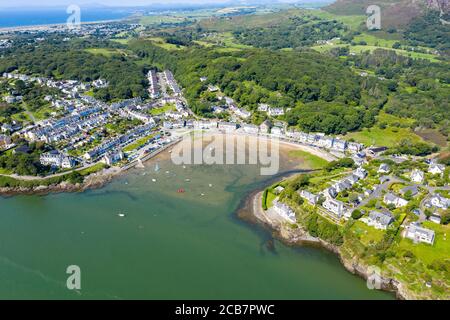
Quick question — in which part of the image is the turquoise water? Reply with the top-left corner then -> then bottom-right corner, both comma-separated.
0,7 -> 133,28
0,157 -> 393,299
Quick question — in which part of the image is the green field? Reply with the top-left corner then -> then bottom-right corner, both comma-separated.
344,126 -> 423,148
78,162 -> 107,176
376,111 -> 416,127
395,222 -> 450,265
143,37 -> 185,51
308,9 -> 365,30
287,149 -> 329,170
140,15 -> 189,26
312,43 -> 439,62
149,104 -> 176,116
350,220 -> 386,246
84,48 -> 133,57
266,191 -> 277,208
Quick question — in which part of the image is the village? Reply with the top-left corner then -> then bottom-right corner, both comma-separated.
0,70 -> 448,248
264,148 -> 448,248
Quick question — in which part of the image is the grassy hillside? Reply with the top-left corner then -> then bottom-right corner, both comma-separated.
325,0 -> 426,27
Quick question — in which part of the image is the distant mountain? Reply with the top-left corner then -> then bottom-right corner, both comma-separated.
325,0 -> 449,27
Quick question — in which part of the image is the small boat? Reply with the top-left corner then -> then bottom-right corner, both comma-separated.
209,184 -> 213,187
183,165 -> 186,169
185,178 -> 190,182
177,188 -> 185,193
201,193 -> 205,196
152,178 -> 157,182
165,171 -> 170,174
118,213 -> 126,218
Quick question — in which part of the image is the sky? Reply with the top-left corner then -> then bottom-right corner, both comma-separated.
0,0 -> 320,9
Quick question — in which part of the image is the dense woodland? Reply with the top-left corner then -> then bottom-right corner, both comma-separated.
0,38 -> 148,101
233,15 -> 350,49
404,11 -> 450,55
346,49 -> 450,135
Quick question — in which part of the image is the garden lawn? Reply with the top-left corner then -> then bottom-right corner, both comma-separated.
395,222 -> 450,265
349,220 -> 386,246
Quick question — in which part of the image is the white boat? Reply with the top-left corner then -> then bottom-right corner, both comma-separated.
152,178 -> 157,182
118,213 -> 126,217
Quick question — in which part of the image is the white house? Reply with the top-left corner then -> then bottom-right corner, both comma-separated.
267,107 -> 284,117
410,169 -> 425,183
271,126 -> 284,137
384,193 -> 408,208
224,97 -> 234,105
428,163 -> 445,176
429,215 -> 442,224
235,108 -> 251,119
218,122 -> 238,132
102,149 -> 124,166
40,150 -> 75,169
354,167 -> 368,179
259,120 -> 272,134
378,163 -> 390,174
257,103 -> 269,112
323,198 -> 345,218
429,194 -> 449,209
299,190 -> 319,205
273,186 -> 285,195
348,142 -> 364,153
366,211 -> 394,230
242,124 -> 259,134
331,139 -> 347,152
207,85 -> 219,92
272,201 -> 296,223
405,223 -> 435,245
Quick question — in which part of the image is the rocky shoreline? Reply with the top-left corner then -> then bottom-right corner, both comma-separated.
238,189 -> 411,300
0,166 -> 123,197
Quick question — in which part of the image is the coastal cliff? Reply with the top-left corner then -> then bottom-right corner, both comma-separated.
240,190 -> 416,300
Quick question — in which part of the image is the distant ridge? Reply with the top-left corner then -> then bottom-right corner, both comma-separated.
325,0 -> 449,27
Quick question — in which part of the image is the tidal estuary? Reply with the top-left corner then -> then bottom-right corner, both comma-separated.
0,147 -> 393,299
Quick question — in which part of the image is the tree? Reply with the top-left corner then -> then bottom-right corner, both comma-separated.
351,209 -> 363,220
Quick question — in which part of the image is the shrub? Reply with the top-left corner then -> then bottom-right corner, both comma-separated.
351,209 -> 363,220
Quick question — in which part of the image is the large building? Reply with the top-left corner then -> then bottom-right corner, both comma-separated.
366,211 -> 394,230
384,193 -> 408,208
272,201 -> 296,223
40,150 -> 75,169
405,223 -> 435,245
147,70 -> 160,99
163,70 -> 181,95
323,198 -> 345,218
102,149 -> 124,166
